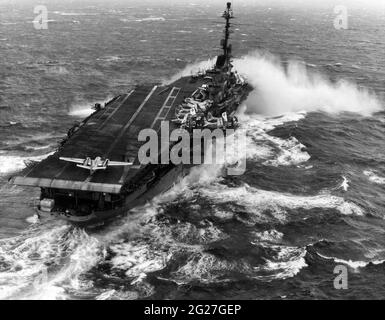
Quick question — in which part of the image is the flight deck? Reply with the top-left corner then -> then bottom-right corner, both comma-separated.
12,76 -> 206,194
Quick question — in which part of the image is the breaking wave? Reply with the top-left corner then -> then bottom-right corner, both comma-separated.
253,245 -> 307,281
316,252 -> 385,270
233,51 -> 382,116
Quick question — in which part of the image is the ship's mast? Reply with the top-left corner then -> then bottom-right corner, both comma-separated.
221,2 -> 233,70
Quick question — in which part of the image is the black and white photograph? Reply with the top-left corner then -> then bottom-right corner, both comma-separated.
0,0 -> 384,304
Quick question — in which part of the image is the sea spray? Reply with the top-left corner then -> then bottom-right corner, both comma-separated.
0,152 -> 54,175
233,51 -> 382,116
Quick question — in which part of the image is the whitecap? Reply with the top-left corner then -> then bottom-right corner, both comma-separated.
364,170 -> 385,185
252,229 -> 284,243
253,245 -> 307,280
109,242 -> 168,278
24,145 -> 51,151
317,252 -> 385,271
136,17 -> 166,22
170,251 -> 250,284
53,11 -> 95,16
96,56 -> 121,62
262,136 -> 311,167
200,183 -> 364,224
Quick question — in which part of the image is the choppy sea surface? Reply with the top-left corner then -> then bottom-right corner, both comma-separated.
0,1 -> 385,299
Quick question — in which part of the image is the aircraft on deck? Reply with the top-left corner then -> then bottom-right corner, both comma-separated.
59,156 -> 133,174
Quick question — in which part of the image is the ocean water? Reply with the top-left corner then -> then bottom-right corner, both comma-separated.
0,0 -> 385,299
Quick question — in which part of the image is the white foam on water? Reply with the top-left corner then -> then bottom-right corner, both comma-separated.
24,145 -> 51,151
96,56 -> 122,62
364,170 -> 385,185
317,252 -> 385,271
262,136 -> 311,167
95,289 -> 117,300
253,245 -> 307,280
252,229 -> 284,243
237,109 -> 311,167
212,208 -> 235,221
53,11 -> 97,16
169,242 -> 307,283
0,152 -> 54,175
250,230 -> 307,280
170,111 -> 310,190
0,224 -> 104,300
109,242 -> 168,278
106,213 -> 226,277
238,108 -> 307,133
139,17 -> 166,22
95,289 -> 141,300
92,181 -> 228,289
170,251 -> 250,285
199,183 -> 364,224
121,17 -> 166,23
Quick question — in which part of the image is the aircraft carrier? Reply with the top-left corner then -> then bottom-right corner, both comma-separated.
10,2 -> 252,226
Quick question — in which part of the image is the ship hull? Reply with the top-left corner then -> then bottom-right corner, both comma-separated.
35,164 -> 188,227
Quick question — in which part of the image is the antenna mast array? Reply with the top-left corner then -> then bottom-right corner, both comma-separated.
221,2 -> 234,69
